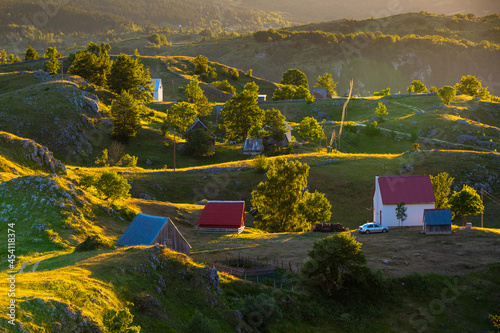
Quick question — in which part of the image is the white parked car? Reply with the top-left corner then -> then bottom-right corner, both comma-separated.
358,223 -> 389,234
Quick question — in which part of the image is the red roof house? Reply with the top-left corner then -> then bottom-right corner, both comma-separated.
373,175 -> 435,227
196,201 -> 246,234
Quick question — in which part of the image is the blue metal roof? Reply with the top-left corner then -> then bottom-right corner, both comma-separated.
152,79 -> 162,91
423,209 -> 452,225
116,213 -> 168,246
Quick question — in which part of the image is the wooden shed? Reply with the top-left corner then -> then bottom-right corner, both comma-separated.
243,138 -> 264,155
423,209 -> 452,235
196,201 -> 245,234
117,213 -> 191,255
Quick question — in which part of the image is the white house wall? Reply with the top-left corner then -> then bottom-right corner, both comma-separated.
379,203 -> 434,227
154,87 -> 163,102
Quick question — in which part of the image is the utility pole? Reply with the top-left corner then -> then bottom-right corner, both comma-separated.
481,188 -> 484,228
173,128 -> 176,172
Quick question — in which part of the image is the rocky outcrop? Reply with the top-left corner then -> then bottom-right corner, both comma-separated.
4,297 -> 103,333
0,132 -> 66,174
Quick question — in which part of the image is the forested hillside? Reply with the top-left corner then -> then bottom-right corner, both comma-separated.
245,0 -> 499,22
0,0 -> 291,36
167,12 -> 500,95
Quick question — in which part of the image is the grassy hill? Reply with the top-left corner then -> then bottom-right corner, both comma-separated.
1,41 -> 500,332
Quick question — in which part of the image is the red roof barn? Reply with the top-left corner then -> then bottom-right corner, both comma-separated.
373,175 -> 435,227
196,201 -> 246,234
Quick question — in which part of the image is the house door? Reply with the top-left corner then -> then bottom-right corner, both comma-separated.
379,211 -> 382,225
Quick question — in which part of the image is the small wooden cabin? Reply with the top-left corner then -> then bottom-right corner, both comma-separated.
196,201 -> 245,234
423,209 -> 452,235
243,138 -> 264,155
117,213 -> 191,255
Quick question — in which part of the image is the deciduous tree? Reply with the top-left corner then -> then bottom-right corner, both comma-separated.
437,86 -> 456,105
184,129 -> 215,158
251,158 -> 331,232
449,185 -> 484,226
185,76 -> 212,116
79,171 -> 131,202
281,68 -> 308,88
221,82 -> 264,139
301,233 -> 367,296
165,102 -> 198,133
407,80 -> 428,93
430,172 -> 454,209
263,108 -> 287,143
454,75 -> 482,97
395,201 -> 407,226
298,117 -> 323,141
193,54 -> 210,76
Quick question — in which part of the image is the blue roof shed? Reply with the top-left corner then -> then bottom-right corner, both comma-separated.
117,213 -> 191,255
423,209 -> 452,234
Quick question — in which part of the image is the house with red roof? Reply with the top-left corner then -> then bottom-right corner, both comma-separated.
196,201 -> 246,234
373,175 -> 435,227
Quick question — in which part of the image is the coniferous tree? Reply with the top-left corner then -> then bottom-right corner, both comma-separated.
0,50 -> 7,64
111,91 -> 142,142
44,56 -> 60,75
315,72 -> 338,97
68,43 -> 111,87
24,45 -> 39,61
108,54 -> 153,104
44,47 -> 61,58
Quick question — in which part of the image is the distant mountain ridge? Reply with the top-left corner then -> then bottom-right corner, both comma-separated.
1,0 -> 497,37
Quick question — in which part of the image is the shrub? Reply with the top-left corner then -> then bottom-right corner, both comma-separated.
252,155 -> 269,173
230,68 -> 239,80
344,121 -> 357,133
75,235 -> 110,252
103,306 -> 140,333
183,129 -> 215,158
364,122 -> 380,136
79,171 -> 131,202
187,311 -> 219,333
301,233 -> 367,296
241,293 -> 282,330
212,80 -> 236,94
246,69 -> 253,77
117,154 -> 138,167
